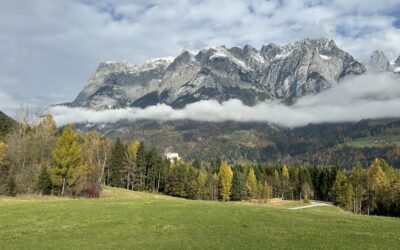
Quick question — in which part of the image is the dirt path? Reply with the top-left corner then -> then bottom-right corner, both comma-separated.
289,201 -> 332,210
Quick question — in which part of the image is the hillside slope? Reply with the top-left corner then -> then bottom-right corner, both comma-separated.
78,118 -> 400,168
0,186 -> 399,249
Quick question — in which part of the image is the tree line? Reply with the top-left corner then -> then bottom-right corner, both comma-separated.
0,115 -> 399,217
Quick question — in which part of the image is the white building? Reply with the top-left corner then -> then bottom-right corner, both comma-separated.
164,152 -> 181,162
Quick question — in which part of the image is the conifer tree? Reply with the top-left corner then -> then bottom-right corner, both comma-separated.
50,124 -> 81,197
192,158 -> 201,169
135,141 -> 147,190
273,169 -> 281,198
146,147 -> 160,191
231,170 -> 246,201
318,169 -> 330,201
109,138 -> 125,188
332,169 -> 350,208
36,166 -> 52,195
218,161 -> 233,202
171,161 -> 188,197
246,167 -> 258,200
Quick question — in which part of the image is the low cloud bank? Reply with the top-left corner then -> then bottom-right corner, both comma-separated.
48,73 -> 400,127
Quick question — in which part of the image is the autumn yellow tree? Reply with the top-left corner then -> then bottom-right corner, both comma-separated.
50,124 -> 81,197
246,167 -> 258,200
218,161 -> 233,202
281,164 -> 290,199
124,140 -> 140,190
190,169 -> 208,200
366,158 -> 389,214
0,141 -> 7,166
76,130 -> 110,197
261,181 -> 271,202
349,164 -> 367,214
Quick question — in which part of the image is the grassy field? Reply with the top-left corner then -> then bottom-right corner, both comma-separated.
346,135 -> 400,148
1,187 -> 400,249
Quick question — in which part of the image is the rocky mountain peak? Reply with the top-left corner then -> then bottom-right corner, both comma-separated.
394,55 -> 400,73
66,38 -> 366,110
367,50 -> 393,72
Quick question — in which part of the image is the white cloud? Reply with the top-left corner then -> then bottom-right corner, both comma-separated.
1,0 -> 400,111
48,73 -> 400,127
0,91 -> 16,112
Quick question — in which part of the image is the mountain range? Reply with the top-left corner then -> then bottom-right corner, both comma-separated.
54,38 -> 400,165
65,38 -> 394,110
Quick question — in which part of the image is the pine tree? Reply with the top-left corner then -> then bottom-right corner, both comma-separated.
318,169 -> 330,201
192,158 -> 201,169
109,138 -> 125,188
36,167 -> 52,195
332,169 -> 350,208
273,169 -> 281,198
146,147 -> 160,191
186,166 -> 197,199
246,167 -> 258,200
135,141 -> 147,190
50,124 -> 81,197
231,170 -> 246,201
218,161 -> 233,202
170,162 -> 188,197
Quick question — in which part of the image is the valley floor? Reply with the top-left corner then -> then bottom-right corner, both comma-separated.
0,187 -> 399,249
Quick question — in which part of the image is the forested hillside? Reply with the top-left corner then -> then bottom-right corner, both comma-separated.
1,115 -> 400,217
77,118 -> 400,169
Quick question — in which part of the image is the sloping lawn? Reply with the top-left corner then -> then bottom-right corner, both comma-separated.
0,187 -> 399,249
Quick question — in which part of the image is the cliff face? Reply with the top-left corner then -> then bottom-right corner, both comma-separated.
67,38 -> 366,109
367,50 -> 393,72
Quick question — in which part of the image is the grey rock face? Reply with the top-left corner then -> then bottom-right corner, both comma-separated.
367,50 -> 393,72
68,38 -> 366,109
394,56 -> 400,73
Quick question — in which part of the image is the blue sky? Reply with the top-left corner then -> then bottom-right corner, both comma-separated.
1,0 -> 400,114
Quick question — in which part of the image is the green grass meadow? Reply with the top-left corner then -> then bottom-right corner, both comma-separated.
0,187 -> 399,249
346,135 -> 400,148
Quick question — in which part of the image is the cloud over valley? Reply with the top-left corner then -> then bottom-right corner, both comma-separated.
48,73 -> 400,127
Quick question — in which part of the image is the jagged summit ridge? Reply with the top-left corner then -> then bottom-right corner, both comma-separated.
68,38 -> 366,109
367,50 -> 393,72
